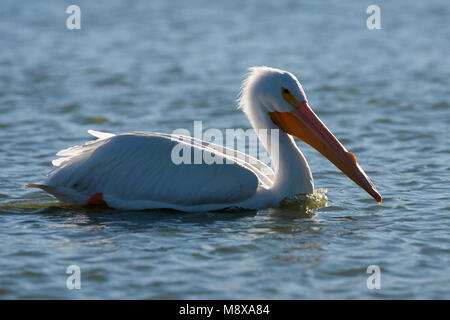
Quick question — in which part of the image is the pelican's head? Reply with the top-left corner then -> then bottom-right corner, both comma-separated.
240,66 -> 382,203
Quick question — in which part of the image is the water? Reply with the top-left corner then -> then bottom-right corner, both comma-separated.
0,0 -> 449,299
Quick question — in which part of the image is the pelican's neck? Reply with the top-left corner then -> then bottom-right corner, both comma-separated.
270,131 -> 314,197
245,105 -> 314,200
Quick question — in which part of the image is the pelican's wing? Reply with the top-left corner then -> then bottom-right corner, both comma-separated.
157,132 -> 275,188
31,132 -> 262,210
53,130 -> 274,186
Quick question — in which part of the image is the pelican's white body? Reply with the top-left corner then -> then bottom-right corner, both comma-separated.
26,67 -> 316,211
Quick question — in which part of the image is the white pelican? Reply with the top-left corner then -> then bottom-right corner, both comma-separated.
25,66 -> 382,211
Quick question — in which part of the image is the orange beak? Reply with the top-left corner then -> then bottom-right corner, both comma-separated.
269,96 -> 382,203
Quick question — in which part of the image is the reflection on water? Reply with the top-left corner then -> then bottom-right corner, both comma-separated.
0,0 -> 449,299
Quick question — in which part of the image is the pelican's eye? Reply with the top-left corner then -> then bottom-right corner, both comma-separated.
281,87 -> 299,108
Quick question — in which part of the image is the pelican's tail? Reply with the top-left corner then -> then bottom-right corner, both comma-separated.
23,183 -> 87,205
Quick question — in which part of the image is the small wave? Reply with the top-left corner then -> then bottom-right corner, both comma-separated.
278,188 -> 328,213
0,199 -> 74,214
0,192 -> 79,214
